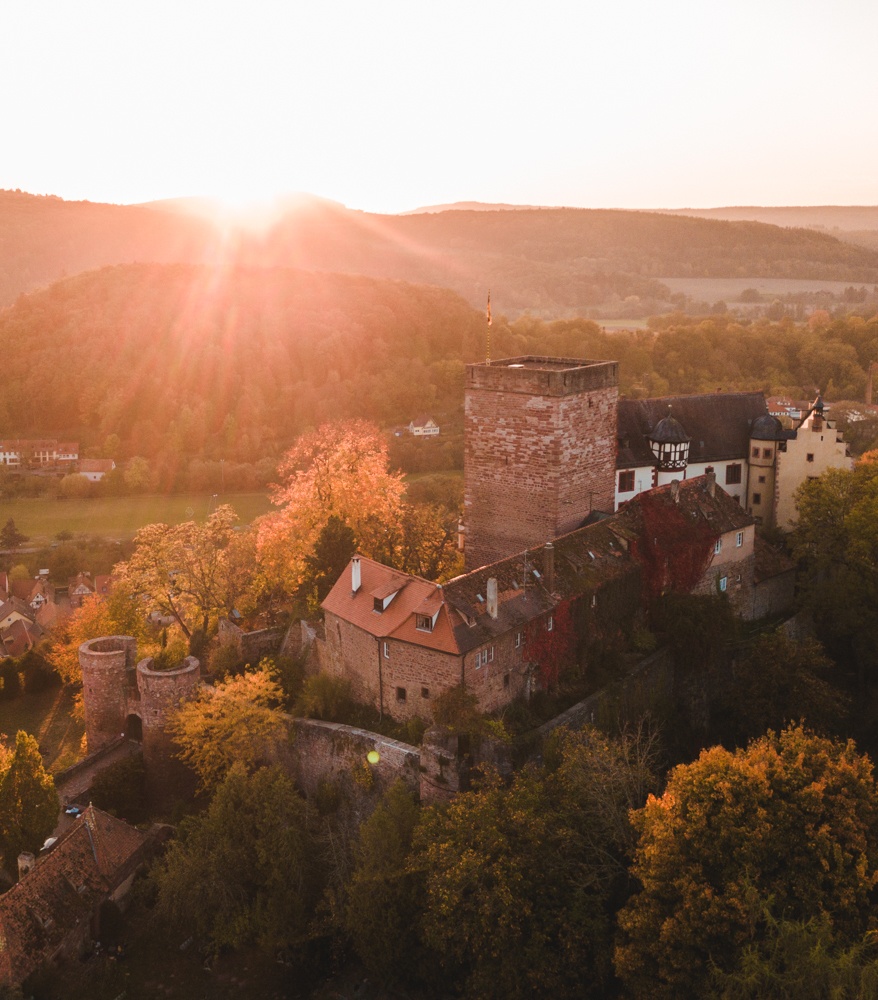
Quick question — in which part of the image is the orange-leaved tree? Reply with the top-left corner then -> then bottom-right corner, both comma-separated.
256,420 -> 406,595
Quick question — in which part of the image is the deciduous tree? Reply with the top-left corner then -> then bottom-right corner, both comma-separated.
115,505 -> 255,639
256,420 -> 406,594
154,764 -> 317,953
615,726 -> 878,999
167,667 -> 287,791
0,731 -> 58,871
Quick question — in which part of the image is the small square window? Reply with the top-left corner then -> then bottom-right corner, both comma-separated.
752,492 -> 761,504
514,631 -> 522,648
751,447 -> 760,458
736,531 -> 744,547
758,475 -> 766,483
421,687 -> 430,699
415,613 -> 433,632
714,539 -> 722,555
396,687 -> 406,702
383,641 -> 390,659
762,448 -> 772,458
547,616 -> 553,632
618,469 -> 635,493
807,453 -> 815,463
719,576 -> 728,592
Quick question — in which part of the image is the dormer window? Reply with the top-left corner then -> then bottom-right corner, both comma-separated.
373,597 -> 383,613
416,614 -> 433,632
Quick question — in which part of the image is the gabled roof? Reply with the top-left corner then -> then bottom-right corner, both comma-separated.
322,557 -> 460,655
78,459 -> 114,473
1,617 -> 44,658
0,598 -> 36,626
615,475 -> 754,536
617,392 -> 769,468
0,806 -> 148,985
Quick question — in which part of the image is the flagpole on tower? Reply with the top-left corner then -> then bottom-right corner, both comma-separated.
486,289 -> 492,366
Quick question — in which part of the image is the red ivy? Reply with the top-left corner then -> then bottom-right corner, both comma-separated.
522,599 -> 575,691
632,492 -> 717,601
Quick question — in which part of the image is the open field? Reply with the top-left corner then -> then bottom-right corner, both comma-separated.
657,275 -> 872,302
0,686 -> 84,773
0,492 -> 273,545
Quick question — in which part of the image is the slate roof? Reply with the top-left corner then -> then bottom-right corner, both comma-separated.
0,806 -> 148,985
617,392 -> 769,468
615,475 -> 754,537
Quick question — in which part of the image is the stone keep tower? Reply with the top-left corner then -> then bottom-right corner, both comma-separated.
464,356 -> 619,569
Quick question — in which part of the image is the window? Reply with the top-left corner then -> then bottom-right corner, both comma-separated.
503,673 -> 510,688
719,576 -> 728,592
807,453 -> 815,463
514,631 -> 522,648
762,448 -> 772,458
725,464 -> 742,485
736,530 -> 744,547
714,539 -> 722,555
396,687 -> 407,702
751,447 -> 760,458
476,646 -> 495,668
421,687 -> 430,699
415,614 -> 433,632
752,492 -> 761,505
383,641 -> 390,659
758,474 -> 766,483
618,469 -> 635,493
547,616 -> 553,632
373,597 -> 384,613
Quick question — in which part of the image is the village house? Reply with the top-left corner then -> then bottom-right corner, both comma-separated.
77,458 -> 115,482
0,807 -> 149,987
407,415 -> 440,436
0,440 -> 79,469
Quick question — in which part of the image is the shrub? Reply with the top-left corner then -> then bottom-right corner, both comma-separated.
294,674 -> 354,722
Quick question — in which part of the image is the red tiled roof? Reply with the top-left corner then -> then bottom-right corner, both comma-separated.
78,459 -> 114,473
323,557 -> 460,655
0,806 -> 147,985
0,617 -> 43,658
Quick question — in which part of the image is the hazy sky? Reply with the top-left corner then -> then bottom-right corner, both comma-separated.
3,0 -> 875,213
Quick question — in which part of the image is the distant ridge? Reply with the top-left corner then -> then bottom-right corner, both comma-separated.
3,189 -> 878,316
402,201 -> 547,214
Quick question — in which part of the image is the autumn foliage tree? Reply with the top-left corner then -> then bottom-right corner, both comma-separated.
167,666 -> 287,791
0,731 -> 58,871
115,504 -> 255,640
615,726 -> 878,999
257,420 -> 406,595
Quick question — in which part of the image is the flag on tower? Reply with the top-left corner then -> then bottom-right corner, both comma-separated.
486,290 -> 492,327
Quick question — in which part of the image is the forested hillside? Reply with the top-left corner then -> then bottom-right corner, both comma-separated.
0,263 -> 484,486
2,263 -> 877,492
5,189 -> 878,317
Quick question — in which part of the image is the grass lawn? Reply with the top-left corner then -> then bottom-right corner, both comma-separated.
0,686 -> 84,772
0,492 -> 273,544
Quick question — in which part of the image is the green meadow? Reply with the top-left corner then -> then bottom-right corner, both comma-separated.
0,492 -> 274,545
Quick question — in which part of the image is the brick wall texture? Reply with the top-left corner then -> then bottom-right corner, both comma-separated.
464,358 -> 618,569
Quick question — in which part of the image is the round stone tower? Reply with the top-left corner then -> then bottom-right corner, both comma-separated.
79,636 -> 138,752
136,655 -> 201,807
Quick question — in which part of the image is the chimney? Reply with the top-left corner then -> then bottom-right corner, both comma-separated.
18,852 -> 35,881
670,479 -> 681,503
543,542 -> 555,594
486,577 -> 498,619
351,556 -> 361,594
705,470 -> 716,497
